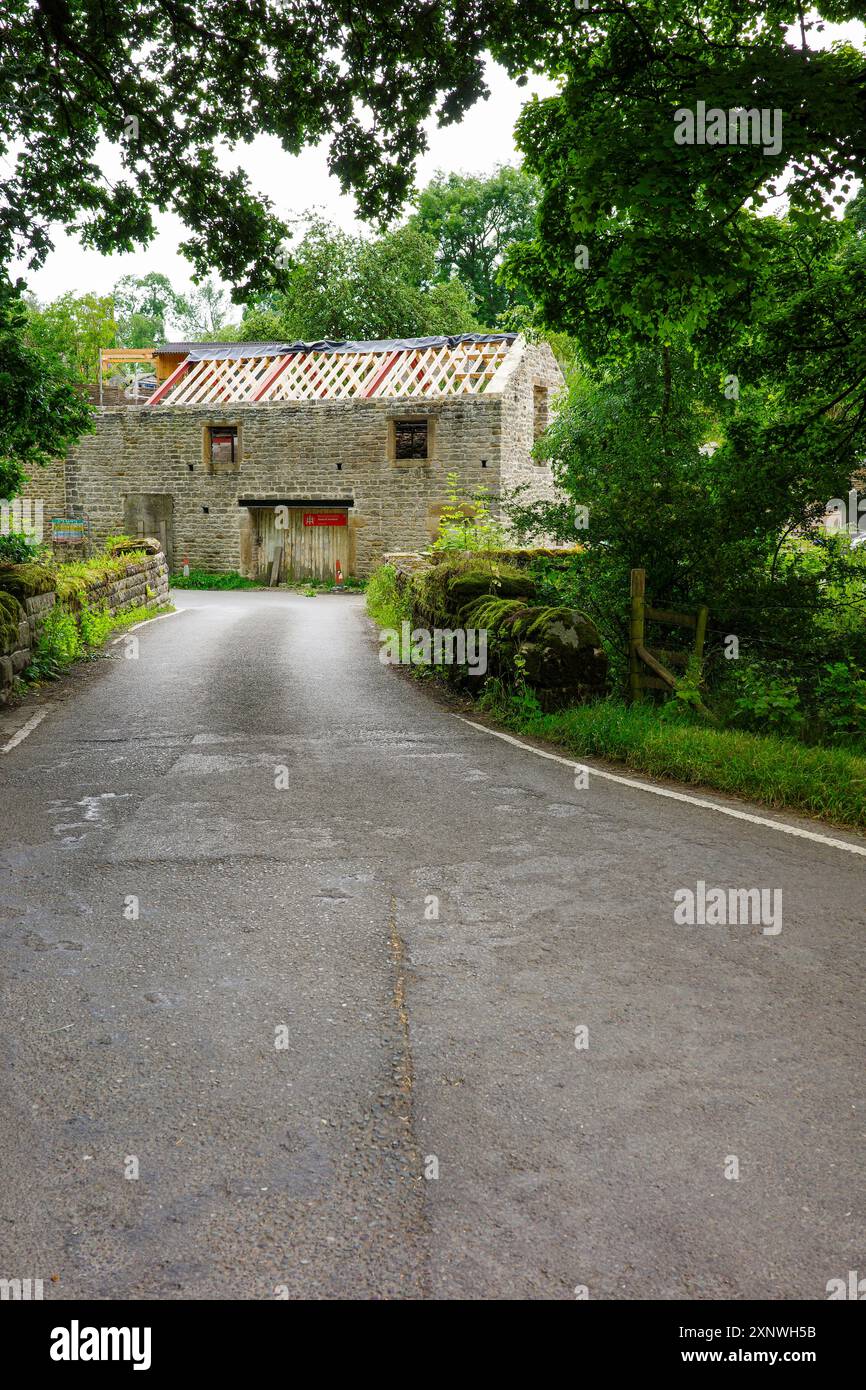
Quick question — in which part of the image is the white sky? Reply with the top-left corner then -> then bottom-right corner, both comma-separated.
22,16 -> 865,312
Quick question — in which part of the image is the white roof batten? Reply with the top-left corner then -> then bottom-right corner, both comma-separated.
147,335 -> 519,407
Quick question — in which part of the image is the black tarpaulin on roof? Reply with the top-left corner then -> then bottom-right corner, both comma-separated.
176,333 -> 518,362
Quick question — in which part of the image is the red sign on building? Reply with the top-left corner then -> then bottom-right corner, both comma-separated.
303,512 -> 347,527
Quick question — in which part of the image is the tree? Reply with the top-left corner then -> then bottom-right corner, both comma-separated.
0,279 -> 93,499
0,1 -> 507,296
25,291 -> 116,382
408,166 -> 538,325
238,219 -> 478,342
496,3 -> 866,671
113,273 -> 181,347
697,198 -> 866,541
0,4 -> 508,493
500,3 -> 866,347
174,281 -> 235,340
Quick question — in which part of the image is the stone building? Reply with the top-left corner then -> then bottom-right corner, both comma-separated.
21,333 -> 563,580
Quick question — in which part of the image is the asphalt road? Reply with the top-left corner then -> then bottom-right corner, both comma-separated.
0,590 -> 862,1300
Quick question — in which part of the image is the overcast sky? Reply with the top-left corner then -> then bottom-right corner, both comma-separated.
23,17 -> 865,309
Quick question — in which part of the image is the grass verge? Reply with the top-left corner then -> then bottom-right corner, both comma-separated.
23,602 -> 175,683
169,570 -> 258,590
481,695 -> 866,832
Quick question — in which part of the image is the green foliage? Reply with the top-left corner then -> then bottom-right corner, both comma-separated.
0,3 -> 502,297
169,569 -> 258,590
728,663 -> 804,737
78,602 -> 116,648
365,564 -> 412,634
408,166 -> 538,326
25,290 -> 116,383
503,5 -> 866,349
412,553 -> 529,628
693,206 -> 866,546
717,651 -> 866,748
0,276 -> 94,499
25,595 -> 172,682
432,471 -> 506,552
109,602 -> 172,631
0,590 -> 21,650
239,219 -> 477,342
461,595 -> 527,632
815,662 -> 866,741
0,531 -> 38,563
53,548 -> 147,603
32,602 -> 81,674
0,559 -> 55,601
112,274 -> 234,347
113,272 -> 179,347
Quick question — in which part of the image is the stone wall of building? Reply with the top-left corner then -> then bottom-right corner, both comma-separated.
499,341 -> 564,541
16,454 -> 67,532
18,341 -> 564,578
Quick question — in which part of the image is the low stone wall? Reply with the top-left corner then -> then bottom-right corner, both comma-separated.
0,552 -> 169,704
0,591 -> 55,695
382,547 -> 583,577
77,551 -> 170,618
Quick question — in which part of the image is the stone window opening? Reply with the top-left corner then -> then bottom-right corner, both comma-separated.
204,424 -> 240,474
533,385 -> 549,443
394,419 -> 428,461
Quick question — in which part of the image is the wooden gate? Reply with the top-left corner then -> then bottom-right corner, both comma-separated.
629,567 -> 709,707
285,507 -> 350,582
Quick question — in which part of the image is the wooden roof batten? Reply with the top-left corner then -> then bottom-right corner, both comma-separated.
147,335 -> 524,407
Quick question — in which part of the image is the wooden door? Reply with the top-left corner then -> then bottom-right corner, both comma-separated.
250,507 -> 282,583
285,508 -> 350,582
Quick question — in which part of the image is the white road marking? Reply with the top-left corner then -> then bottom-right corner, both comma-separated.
2,612 -> 182,752
110,608 -> 182,643
1,706 -> 49,753
454,714 -> 866,859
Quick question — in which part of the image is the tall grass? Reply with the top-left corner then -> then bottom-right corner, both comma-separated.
486,696 -> 866,831
365,564 -> 412,631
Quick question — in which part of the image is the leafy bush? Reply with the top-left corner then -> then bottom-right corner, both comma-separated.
432,471 -> 506,552
814,662 -> 866,742
169,569 -> 257,590
727,662 -> 804,737
0,531 -> 38,563
365,564 -> 412,632
28,602 -> 81,677
79,602 -> 115,648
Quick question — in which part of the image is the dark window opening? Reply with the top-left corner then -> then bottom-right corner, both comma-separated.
395,420 -> 428,461
208,425 -> 238,467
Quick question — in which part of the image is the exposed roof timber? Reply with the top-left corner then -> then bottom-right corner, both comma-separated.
148,335 -> 524,407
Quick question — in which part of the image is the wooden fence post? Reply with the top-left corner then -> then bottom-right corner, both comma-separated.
629,567 -> 646,704
694,604 -> 709,666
